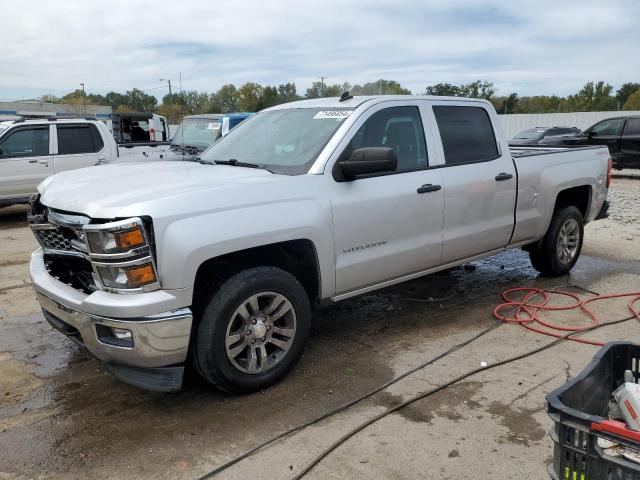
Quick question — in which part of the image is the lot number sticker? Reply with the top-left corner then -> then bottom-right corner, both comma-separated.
207,122 -> 222,129
313,110 -> 352,120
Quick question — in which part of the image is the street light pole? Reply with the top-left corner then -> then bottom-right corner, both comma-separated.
160,78 -> 174,123
80,83 -> 86,115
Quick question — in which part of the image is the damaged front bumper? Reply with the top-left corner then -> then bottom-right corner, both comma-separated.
30,249 -> 193,392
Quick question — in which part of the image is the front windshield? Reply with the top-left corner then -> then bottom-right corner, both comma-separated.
172,117 -> 222,147
514,128 -> 544,140
200,108 -> 353,175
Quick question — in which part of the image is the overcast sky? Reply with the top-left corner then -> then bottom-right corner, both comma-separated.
1,0 -> 638,101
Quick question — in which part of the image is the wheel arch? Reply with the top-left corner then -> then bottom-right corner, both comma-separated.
191,239 -> 322,313
553,185 -> 592,221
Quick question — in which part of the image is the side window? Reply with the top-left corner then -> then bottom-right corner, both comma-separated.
623,119 -> 640,136
433,106 -> 499,165
545,128 -> 560,137
57,125 -> 103,154
341,106 -> 428,173
590,118 -> 625,136
0,127 -> 49,158
229,117 -> 245,129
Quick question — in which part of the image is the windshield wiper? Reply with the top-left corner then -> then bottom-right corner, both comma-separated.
214,158 -> 261,169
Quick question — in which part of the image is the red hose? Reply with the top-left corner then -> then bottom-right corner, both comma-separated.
494,287 -> 640,346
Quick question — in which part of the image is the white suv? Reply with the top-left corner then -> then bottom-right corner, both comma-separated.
0,118 -> 117,207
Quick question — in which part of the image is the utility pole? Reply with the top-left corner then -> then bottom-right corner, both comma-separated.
80,83 -> 86,115
160,78 -> 174,122
320,76 -> 325,97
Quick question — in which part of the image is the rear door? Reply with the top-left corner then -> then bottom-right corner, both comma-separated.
0,125 -> 53,198
428,102 -> 517,263
53,123 -> 106,172
620,118 -> 640,168
329,102 -> 445,294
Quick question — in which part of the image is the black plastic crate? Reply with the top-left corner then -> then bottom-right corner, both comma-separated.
546,342 -> 640,479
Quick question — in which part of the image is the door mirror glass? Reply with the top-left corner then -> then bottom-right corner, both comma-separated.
337,147 -> 398,180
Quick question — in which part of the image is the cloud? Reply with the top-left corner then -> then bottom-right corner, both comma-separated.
0,0 -> 638,100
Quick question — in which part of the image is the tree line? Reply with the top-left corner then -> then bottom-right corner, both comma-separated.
42,79 -> 640,123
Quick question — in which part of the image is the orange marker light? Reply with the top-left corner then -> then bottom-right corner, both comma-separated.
125,264 -> 156,286
115,228 -> 145,249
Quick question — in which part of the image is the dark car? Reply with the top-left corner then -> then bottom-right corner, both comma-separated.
509,126 -> 580,145
539,116 -> 640,169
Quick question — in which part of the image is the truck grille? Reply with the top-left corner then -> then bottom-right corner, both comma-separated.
28,196 -> 96,294
35,227 -> 80,253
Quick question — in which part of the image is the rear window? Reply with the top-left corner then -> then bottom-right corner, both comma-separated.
57,124 -> 104,154
433,106 -> 499,165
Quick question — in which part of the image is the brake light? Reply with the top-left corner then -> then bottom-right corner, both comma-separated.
149,128 -> 155,142
606,157 -> 612,188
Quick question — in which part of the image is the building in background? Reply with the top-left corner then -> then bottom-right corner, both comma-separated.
0,100 -> 111,120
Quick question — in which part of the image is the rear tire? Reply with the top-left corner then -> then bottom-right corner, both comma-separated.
193,266 -> 311,393
529,206 -> 584,276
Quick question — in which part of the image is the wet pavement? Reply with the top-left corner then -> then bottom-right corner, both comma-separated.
1,177 -> 639,480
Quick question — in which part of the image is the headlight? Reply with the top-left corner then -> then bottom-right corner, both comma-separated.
85,220 -> 147,255
94,260 -> 158,290
83,217 -> 160,293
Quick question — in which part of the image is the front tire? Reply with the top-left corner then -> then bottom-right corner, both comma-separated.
529,206 -> 584,276
194,266 -> 311,393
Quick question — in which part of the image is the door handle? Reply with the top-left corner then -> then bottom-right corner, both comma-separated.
28,159 -> 37,163
38,159 -> 49,164
417,184 -> 442,194
495,173 -> 513,181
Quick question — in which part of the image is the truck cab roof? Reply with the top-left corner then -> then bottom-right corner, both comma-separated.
264,95 -> 493,111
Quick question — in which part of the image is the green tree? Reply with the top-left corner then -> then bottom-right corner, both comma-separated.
459,80 -> 495,100
237,82 -> 263,112
616,83 -> 640,108
213,84 -> 239,113
259,85 -> 280,109
276,83 -> 300,103
514,95 -> 563,113
623,89 -> 640,110
305,81 -> 343,98
123,88 -> 157,112
492,93 -> 519,114
566,81 -> 616,111
105,91 -> 129,110
351,79 -> 411,95
425,83 -> 460,96
424,80 -> 493,99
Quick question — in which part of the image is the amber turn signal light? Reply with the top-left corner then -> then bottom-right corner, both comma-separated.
125,264 -> 157,286
115,227 -> 145,249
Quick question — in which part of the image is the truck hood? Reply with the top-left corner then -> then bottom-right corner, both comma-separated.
38,161 -> 280,218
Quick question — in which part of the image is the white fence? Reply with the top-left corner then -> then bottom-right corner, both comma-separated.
498,110 -> 640,139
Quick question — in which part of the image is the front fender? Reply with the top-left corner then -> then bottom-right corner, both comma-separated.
154,178 -> 336,300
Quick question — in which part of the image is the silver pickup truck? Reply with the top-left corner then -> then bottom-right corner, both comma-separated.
28,95 -> 611,392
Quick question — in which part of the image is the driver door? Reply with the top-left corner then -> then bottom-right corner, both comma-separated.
328,102 -> 445,296
0,125 -> 53,199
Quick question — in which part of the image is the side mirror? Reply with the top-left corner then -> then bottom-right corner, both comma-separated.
585,131 -> 595,138
335,147 -> 398,181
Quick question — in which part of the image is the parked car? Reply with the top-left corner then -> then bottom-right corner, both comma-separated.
117,113 -> 253,160
28,95 -> 611,392
0,118 -> 117,207
509,126 -> 580,145
0,113 -> 253,207
539,116 -> 640,169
